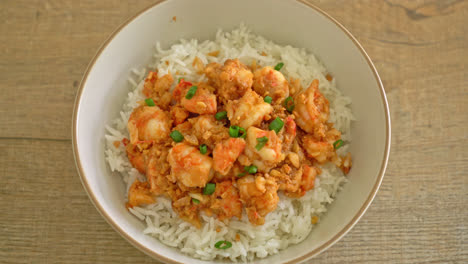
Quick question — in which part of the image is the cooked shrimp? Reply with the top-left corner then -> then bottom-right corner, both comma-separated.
190,115 -> 229,149
143,72 -> 174,110
300,164 -> 317,192
127,105 -> 171,144
293,79 -> 330,137
209,181 -> 243,221
244,127 -> 284,172
271,165 -> 302,194
302,135 -> 334,163
226,90 -> 273,129
169,104 -> 189,125
145,144 -> 172,195
281,116 -> 296,151
213,138 -> 246,175
172,79 -> 193,102
125,143 -> 149,174
168,143 -> 214,188
181,84 -> 217,115
283,164 -> 318,197
252,66 -> 289,104
127,179 -> 155,208
237,175 -> 279,225
205,59 -> 253,102
172,195 -> 201,228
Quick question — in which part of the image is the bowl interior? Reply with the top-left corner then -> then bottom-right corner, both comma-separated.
73,0 -> 390,263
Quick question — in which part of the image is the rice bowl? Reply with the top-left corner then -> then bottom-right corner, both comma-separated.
74,0 -> 389,262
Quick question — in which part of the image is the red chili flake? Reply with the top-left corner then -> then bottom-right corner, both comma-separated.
122,138 -> 129,146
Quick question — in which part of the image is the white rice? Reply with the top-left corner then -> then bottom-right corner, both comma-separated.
104,25 -> 354,261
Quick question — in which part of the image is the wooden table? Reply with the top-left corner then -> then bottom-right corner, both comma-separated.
1,1 -> 466,263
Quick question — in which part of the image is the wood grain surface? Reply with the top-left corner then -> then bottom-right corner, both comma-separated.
1,0 -> 467,263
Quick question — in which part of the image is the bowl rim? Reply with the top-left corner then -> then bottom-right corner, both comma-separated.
72,0 -> 391,263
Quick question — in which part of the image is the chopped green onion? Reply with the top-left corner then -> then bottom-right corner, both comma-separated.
264,96 -> 273,104
145,98 -> 156,106
274,62 -> 284,71
238,127 -> 246,139
215,111 -> 227,120
192,198 -> 200,204
203,183 -> 216,195
237,172 -> 246,177
255,136 -> 268,150
178,77 -> 183,83
269,117 -> 284,134
284,96 -> 295,113
333,139 -> 344,149
185,86 -> 198,99
214,240 -> 232,249
229,126 -> 239,138
170,130 -> 184,142
229,126 -> 246,138
199,144 -> 207,154
244,165 -> 258,174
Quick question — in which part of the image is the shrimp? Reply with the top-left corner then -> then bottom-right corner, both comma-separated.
127,105 -> 171,144
281,116 -> 296,151
299,164 -> 317,193
252,66 -> 289,104
172,195 -> 201,228
333,152 -> 352,175
244,127 -> 284,172
125,143 -> 150,174
209,181 -> 243,221
127,179 -> 155,208
169,104 -> 189,126
237,175 -> 279,225
270,165 -> 302,194
205,59 -> 253,102
226,90 -> 273,129
145,144 -> 172,195
302,135 -> 334,163
282,164 -> 318,197
213,138 -> 246,175
190,115 -> 229,149
143,72 -> 174,110
293,79 -> 330,137
180,84 -> 217,115
168,143 -> 214,188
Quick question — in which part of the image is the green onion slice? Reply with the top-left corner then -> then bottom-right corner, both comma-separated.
199,144 -> 207,154
185,86 -> 198,99
237,172 -> 246,177
170,130 -> 184,142
274,62 -> 284,71
203,183 -> 216,195
269,117 -> 284,134
229,126 -> 239,138
145,98 -> 156,106
229,126 -> 246,138
238,127 -> 246,139
215,111 -> 227,120
244,165 -> 258,174
284,96 -> 295,113
192,198 -> 200,204
178,77 -> 183,84
333,139 -> 344,149
255,136 -> 268,150
214,240 -> 232,249
264,96 -> 273,104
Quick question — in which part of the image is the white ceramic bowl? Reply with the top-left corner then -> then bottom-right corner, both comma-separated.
72,0 -> 391,263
